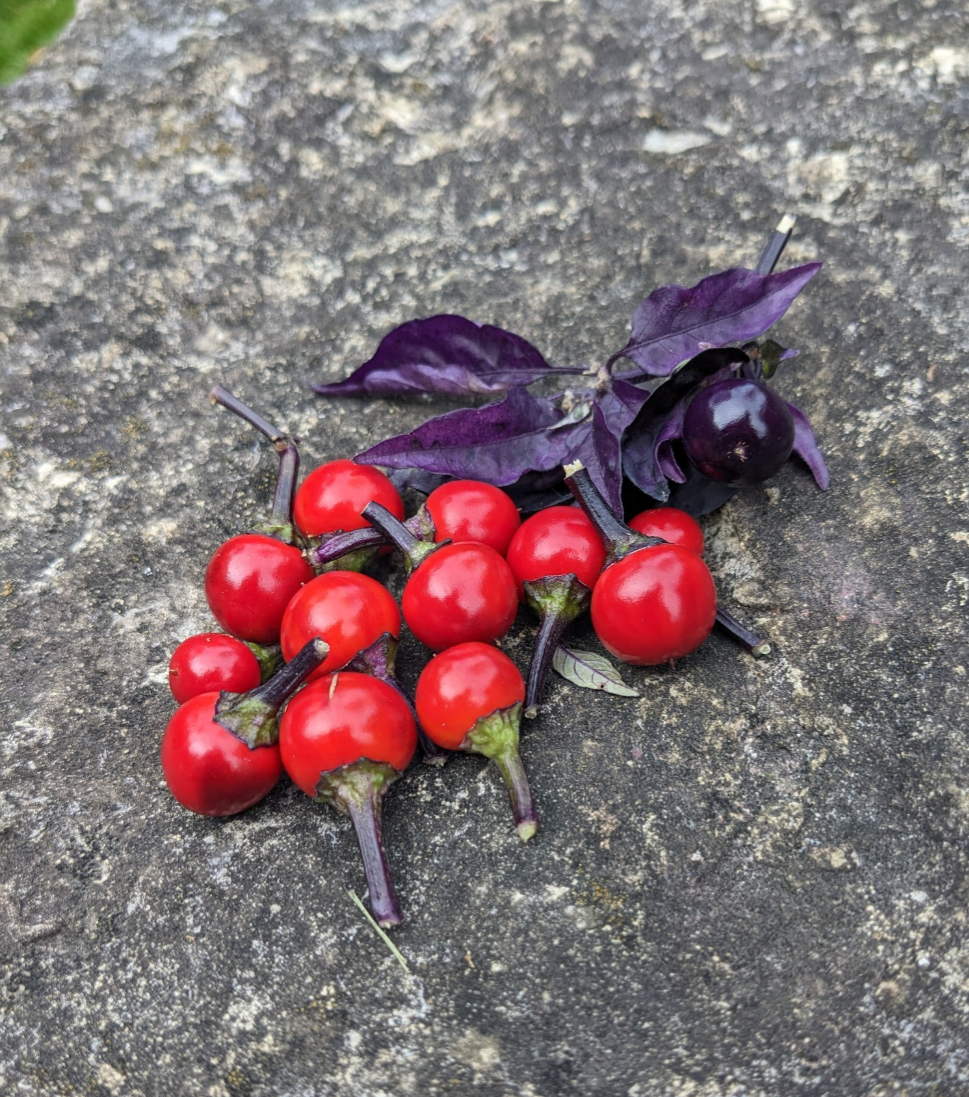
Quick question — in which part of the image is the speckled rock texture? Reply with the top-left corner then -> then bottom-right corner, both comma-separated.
2,0 -> 968,1093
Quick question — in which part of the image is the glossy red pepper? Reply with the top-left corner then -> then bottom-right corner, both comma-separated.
363,502 -> 518,652
415,643 -> 537,841
627,507 -> 704,557
205,388 -> 314,644
168,632 -> 262,705
424,480 -> 521,556
161,638 -> 327,816
566,464 -> 717,666
505,505 -> 606,715
279,672 -> 417,927
294,459 -> 404,539
279,570 -> 402,681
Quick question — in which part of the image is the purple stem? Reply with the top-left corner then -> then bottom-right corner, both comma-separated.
492,749 -> 539,843
715,606 -> 771,657
525,609 -> 571,719
362,501 -> 438,574
755,214 -> 794,276
344,634 -> 449,766
210,385 -> 301,542
344,783 -> 404,929
210,385 -> 285,442
520,573 -> 592,719
305,526 -> 388,569
564,465 -> 662,565
215,638 -> 329,747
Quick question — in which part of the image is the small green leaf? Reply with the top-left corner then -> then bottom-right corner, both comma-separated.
0,0 -> 76,85
552,645 -> 640,698
759,339 -> 788,380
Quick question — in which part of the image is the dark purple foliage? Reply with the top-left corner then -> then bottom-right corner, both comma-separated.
319,228 -> 826,518
611,263 -> 821,378
788,401 -> 830,489
622,348 -> 750,501
313,315 -> 583,398
582,381 -> 651,514
355,386 -> 588,485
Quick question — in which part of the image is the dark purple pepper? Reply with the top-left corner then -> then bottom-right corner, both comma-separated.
682,378 -> 795,487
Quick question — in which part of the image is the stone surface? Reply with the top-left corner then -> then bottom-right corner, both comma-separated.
2,0 -> 969,1094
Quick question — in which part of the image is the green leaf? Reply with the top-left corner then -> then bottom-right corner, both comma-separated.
552,645 -> 640,698
0,0 -> 77,85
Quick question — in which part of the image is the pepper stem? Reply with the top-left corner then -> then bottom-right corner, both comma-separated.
263,437 -> 301,543
210,385 -> 302,545
564,463 -> 663,565
315,760 -> 405,928
304,526 -> 386,572
463,703 -> 538,842
716,605 -> 771,657
362,501 -> 440,575
343,633 -> 449,766
755,213 -> 795,276
521,573 -> 592,718
215,637 -> 329,748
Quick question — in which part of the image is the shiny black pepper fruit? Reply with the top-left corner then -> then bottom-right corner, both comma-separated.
682,377 -> 795,487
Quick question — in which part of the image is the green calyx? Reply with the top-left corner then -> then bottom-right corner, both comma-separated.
215,636 -> 329,749
244,641 -> 285,683
521,573 -> 592,623
251,515 -> 302,547
214,692 -> 280,749
462,703 -> 538,842
316,545 -> 380,574
314,758 -> 402,813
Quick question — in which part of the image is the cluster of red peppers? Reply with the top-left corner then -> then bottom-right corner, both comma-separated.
161,386 -> 768,929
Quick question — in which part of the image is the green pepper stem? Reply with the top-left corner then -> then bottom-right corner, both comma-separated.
464,703 -> 538,842
492,748 -> 538,842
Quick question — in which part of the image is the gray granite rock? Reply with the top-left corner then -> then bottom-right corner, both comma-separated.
2,0 -> 969,1093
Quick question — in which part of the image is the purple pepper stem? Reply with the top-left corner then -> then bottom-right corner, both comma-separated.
303,526 -> 386,573
210,385 -> 302,545
563,463 -> 663,567
361,501 -> 440,576
715,606 -> 771,657
215,637 -> 329,748
520,573 -> 593,719
463,703 -> 538,842
315,759 -> 405,928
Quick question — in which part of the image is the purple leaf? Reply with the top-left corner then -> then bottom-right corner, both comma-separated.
313,315 -> 583,397
666,461 -> 739,516
622,348 -> 749,501
355,386 -> 592,486
788,401 -> 830,489
581,381 -> 651,515
655,406 -> 688,484
612,263 -> 821,378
